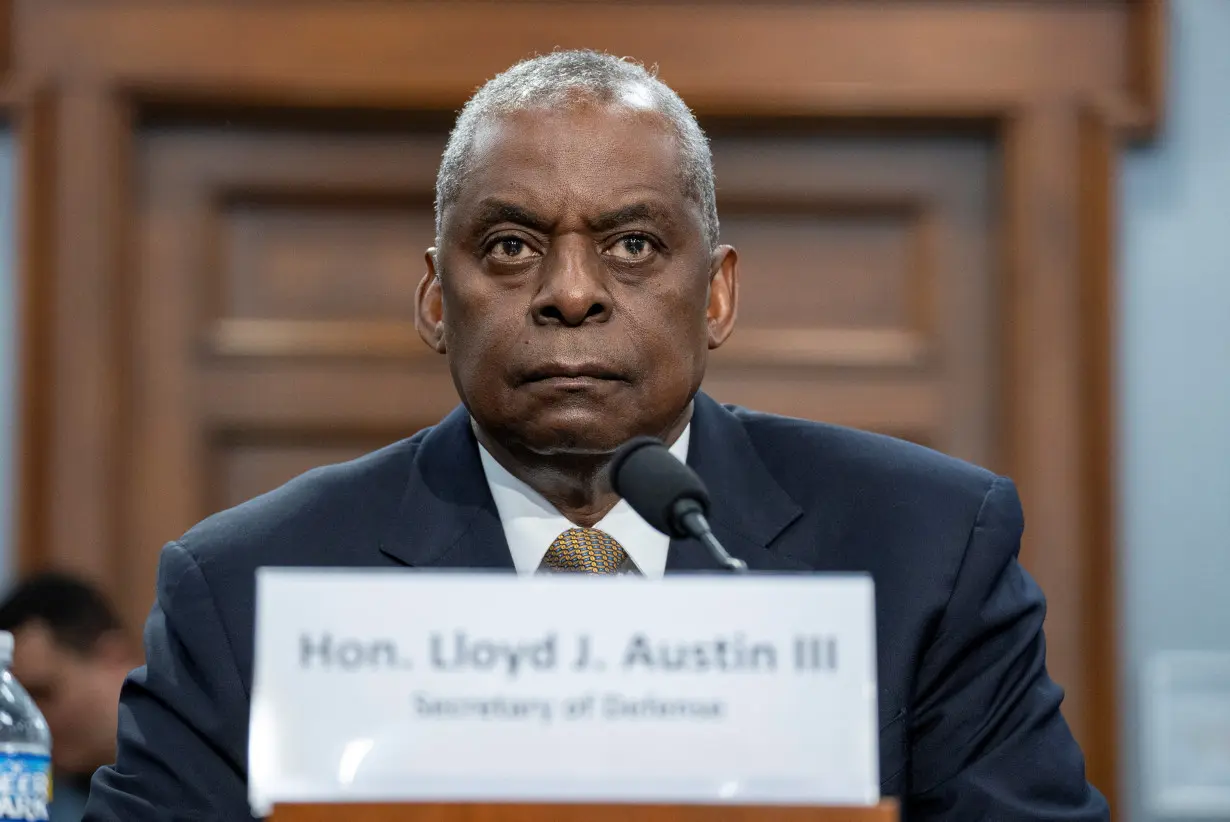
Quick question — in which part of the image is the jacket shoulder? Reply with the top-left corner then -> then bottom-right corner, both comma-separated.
726,404 -> 1000,510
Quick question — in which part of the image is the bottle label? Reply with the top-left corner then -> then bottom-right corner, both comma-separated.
0,753 -> 50,822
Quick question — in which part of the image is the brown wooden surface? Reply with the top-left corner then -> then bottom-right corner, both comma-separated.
1077,103 -> 1123,797
0,1 -> 9,79
7,0 -> 1169,810
271,802 -> 899,822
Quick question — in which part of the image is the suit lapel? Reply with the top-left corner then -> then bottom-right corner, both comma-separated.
667,393 -> 808,573
381,394 -> 808,573
379,405 -> 514,571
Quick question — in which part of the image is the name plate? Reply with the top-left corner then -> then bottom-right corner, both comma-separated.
248,569 -> 879,814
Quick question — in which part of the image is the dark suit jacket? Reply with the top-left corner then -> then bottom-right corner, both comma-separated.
85,393 -> 1108,820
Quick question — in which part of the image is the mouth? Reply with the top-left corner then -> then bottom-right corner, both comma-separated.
521,363 -> 627,387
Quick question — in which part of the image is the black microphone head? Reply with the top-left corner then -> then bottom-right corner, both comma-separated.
609,436 -> 710,538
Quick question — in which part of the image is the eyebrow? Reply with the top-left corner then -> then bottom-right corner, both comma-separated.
588,202 -> 675,234
468,199 -> 676,238
470,199 -> 554,235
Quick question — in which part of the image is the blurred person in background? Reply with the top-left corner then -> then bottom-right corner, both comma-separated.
0,573 -> 140,822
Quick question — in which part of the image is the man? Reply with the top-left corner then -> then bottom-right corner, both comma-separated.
84,51 -> 1108,819
0,573 -> 138,822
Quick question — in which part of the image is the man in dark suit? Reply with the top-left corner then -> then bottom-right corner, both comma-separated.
85,50 -> 1108,820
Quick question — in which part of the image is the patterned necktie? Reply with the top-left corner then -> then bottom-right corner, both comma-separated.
542,527 -> 629,574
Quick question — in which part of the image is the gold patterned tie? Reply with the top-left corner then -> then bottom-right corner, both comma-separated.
541,527 -> 629,574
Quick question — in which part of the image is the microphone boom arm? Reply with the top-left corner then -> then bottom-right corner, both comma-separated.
677,505 -> 748,574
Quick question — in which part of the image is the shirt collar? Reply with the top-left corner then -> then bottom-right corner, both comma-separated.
476,425 -> 691,579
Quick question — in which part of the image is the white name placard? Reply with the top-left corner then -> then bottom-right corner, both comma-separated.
248,570 -> 879,815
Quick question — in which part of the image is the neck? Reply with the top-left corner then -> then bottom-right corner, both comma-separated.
474,403 -> 692,527
88,666 -> 131,773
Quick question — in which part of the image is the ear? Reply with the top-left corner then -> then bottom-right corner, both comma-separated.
705,244 -> 739,349
415,248 -> 447,354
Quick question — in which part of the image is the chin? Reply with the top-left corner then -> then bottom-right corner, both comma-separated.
525,423 -> 626,456
512,405 -> 635,455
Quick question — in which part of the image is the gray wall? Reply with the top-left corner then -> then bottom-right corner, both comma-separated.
0,2 -> 1226,818
1119,1 -> 1230,820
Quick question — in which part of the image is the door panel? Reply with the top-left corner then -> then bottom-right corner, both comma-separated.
221,199 -> 428,322
211,436 -> 393,514
705,131 -> 996,464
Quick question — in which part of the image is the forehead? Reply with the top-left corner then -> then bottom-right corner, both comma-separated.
452,103 -> 693,222
11,621 -> 66,676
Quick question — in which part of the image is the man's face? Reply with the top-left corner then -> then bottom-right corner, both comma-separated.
11,622 -> 123,774
419,101 -> 737,455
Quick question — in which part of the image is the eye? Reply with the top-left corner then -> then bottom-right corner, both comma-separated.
485,236 -> 539,262
605,234 -> 657,261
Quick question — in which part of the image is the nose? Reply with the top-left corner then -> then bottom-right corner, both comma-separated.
530,236 -> 612,326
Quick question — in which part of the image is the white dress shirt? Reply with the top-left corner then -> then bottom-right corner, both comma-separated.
476,425 -> 691,579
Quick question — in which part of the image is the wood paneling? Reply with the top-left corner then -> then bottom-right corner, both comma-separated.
721,209 -> 918,329
0,0 -> 9,79
211,435 -> 398,514
20,3 -> 1134,110
10,82 -> 55,583
43,88 -> 132,584
219,199 -> 430,322
7,0 -> 1168,810
1128,0 -> 1169,136
1078,103 -> 1123,804
705,132 -> 995,465
999,104 -> 1092,756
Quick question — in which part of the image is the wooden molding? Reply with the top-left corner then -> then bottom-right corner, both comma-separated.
1076,102 -> 1123,809
0,73 -> 29,119
207,319 -> 430,360
207,320 -> 930,371
1127,0 -> 1168,139
11,81 -> 54,578
18,3 -> 1137,114
716,330 -> 928,369
0,0 -> 10,83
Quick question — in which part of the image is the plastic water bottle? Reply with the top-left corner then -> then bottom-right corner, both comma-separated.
0,630 -> 51,822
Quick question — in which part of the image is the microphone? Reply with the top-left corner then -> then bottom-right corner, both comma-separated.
608,436 -> 747,573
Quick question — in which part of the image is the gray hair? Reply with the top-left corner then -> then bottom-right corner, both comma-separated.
435,50 -> 719,250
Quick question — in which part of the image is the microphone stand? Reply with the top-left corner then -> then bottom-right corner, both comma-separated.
678,508 -> 748,573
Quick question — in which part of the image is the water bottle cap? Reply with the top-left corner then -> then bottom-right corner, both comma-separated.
0,630 -> 11,664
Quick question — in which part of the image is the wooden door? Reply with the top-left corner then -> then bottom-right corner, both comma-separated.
8,0 -> 1167,806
